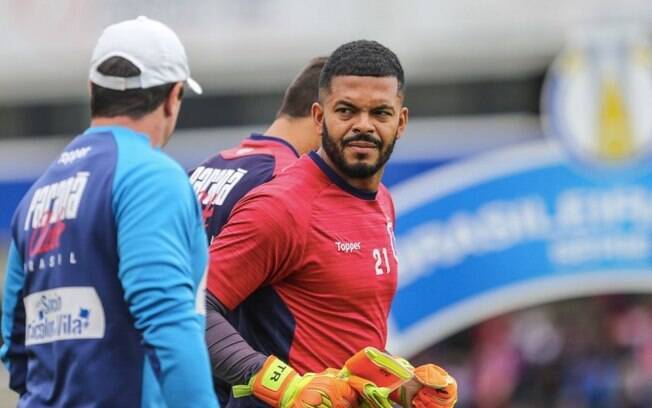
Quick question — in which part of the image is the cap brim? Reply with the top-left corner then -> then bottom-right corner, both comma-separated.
186,77 -> 203,95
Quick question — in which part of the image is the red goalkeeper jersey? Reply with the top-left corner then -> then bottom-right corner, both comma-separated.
207,151 -> 398,373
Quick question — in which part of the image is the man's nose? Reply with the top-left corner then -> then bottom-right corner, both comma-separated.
352,112 -> 374,135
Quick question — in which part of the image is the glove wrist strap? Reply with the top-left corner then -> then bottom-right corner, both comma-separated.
232,355 -> 300,407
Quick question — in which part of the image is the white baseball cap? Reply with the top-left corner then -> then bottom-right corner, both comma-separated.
89,16 -> 202,94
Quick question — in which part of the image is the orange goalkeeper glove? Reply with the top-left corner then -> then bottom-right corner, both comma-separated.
232,355 -> 359,408
340,347 -> 414,408
339,347 -> 457,408
390,364 -> 458,408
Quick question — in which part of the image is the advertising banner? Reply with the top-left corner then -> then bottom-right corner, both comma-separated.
388,26 -> 652,355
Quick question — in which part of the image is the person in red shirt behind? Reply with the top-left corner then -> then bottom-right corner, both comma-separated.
189,57 -> 327,247
205,40 -> 457,408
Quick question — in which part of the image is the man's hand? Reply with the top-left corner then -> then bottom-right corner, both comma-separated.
340,347 -> 414,408
232,355 -> 358,408
391,364 -> 457,408
338,347 -> 457,408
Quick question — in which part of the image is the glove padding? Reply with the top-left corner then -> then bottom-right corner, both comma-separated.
340,347 -> 414,408
232,355 -> 359,408
391,364 -> 457,408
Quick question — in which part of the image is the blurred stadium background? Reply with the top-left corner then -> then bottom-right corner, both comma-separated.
3,1 -> 652,406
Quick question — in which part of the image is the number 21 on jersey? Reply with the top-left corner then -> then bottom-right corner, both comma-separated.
372,247 -> 391,275
373,221 -> 398,276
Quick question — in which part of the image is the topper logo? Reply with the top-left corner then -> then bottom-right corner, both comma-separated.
335,241 -> 362,253
58,147 -> 91,165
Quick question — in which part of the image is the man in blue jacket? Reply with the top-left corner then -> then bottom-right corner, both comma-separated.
1,16 -> 218,407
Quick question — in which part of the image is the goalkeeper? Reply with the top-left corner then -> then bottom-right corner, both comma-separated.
205,39 -> 457,407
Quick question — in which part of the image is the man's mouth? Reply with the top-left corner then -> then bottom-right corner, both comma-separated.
346,140 -> 378,149
343,135 -> 381,154
344,141 -> 379,155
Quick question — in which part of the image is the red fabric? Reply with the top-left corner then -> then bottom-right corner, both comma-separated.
207,155 -> 398,373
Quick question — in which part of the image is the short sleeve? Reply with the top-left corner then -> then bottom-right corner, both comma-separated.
206,190 -> 304,310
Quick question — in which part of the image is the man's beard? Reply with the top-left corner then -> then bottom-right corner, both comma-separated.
321,123 -> 397,179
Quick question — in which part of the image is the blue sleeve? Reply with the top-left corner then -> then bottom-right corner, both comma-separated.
1,240 -> 27,395
113,157 -> 217,407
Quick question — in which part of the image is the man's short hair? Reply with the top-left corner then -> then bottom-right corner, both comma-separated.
90,56 -> 178,119
319,40 -> 404,96
277,57 -> 328,119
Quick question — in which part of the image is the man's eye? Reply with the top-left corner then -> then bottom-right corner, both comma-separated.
336,107 -> 352,114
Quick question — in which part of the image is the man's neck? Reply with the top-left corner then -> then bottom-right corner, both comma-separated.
91,115 -> 163,147
316,148 -> 382,192
264,116 -> 319,155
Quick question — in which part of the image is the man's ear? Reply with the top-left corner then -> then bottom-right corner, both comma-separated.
396,106 -> 409,140
164,82 -> 184,117
311,102 -> 324,135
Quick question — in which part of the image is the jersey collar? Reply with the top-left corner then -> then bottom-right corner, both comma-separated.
84,125 -> 150,144
248,133 -> 300,158
308,151 -> 377,200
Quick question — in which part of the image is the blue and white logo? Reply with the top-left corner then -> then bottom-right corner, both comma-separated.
542,26 -> 652,169
24,287 -> 105,346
